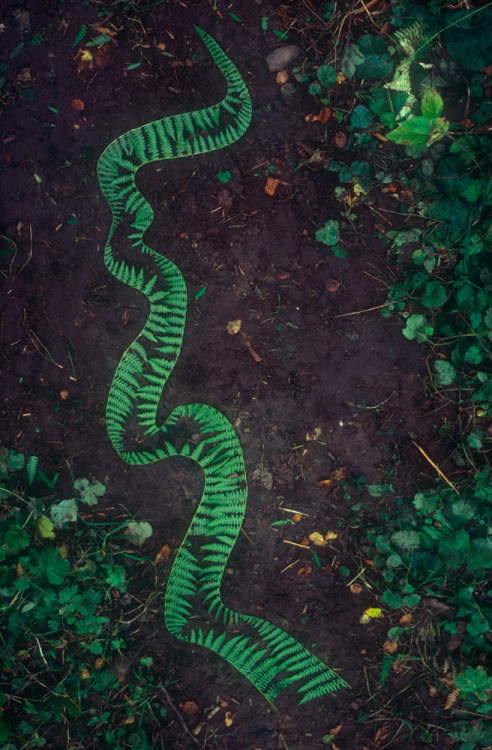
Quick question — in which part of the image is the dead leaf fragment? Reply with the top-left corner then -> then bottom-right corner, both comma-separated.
265,177 -> 280,196
224,711 -> 234,727
317,107 -> 331,124
399,613 -> 413,625
324,531 -> 338,541
227,318 -> 241,335
309,531 -> 327,547
292,513 -> 303,523
306,427 -> 322,442
179,701 -> 199,716
334,131 -> 347,148
276,69 -> 289,85
154,543 -> 171,563
360,607 -> 382,624
297,566 -> 312,578
76,49 -> 94,74
350,583 -> 363,594
325,278 -> 340,292
95,46 -> 112,69
383,639 -> 399,653
71,98 -> 85,111
60,389 -> 69,400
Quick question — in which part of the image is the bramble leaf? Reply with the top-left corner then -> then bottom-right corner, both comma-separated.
421,88 -> 443,119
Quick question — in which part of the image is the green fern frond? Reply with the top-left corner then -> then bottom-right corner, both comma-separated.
26,455 -> 39,486
87,33 -> 112,47
73,24 -> 88,48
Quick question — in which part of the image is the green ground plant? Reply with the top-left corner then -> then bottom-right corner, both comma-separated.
0,447 -> 165,749
308,0 -> 492,745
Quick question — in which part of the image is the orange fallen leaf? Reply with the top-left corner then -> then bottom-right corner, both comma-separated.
71,98 -> 85,111
292,513 -> 303,523
331,466 -> 349,481
304,113 -> 318,123
297,566 -> 312,578
179,701 -> 199,716
154,543 -> 171,563
60,389 -> 69,400
265,177 -> 280,196
399,613 -> 413,625
383,639 -> 399,653
317,106 -> 331,124
318,478 -> 333,488
94,657 -> 105,670
324,530 -> 338,541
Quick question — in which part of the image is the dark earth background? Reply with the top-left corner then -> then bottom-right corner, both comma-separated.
0,0 -> 459,747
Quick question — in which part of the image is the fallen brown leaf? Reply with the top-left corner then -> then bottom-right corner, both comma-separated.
350,583 -> 363,594
334,131 -> 347,148
226,319 -> 241,335
276,69 -> 289,85
179,700 -> 199,716
154,543 -> 171,563
325,278 -> 340,292
317,107 -> 331,124
383,639 -> 399,653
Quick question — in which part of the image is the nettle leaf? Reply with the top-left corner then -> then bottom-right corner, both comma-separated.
316,219 -> 340,247
51,498 -> 78,528
467,432 -> 483,450
434,360 -> 456,386
464,345 -> 483,365
438,529 -> 470,564
124,521 -> 153,546
75,478 -> 106,505
390,529 -> 420,552
355,35 -> 392,79
402,314 -> 433,343
5,524 -> 29,553
350,105 -> 373,129
317,64 -> 337,87
455,666 -> 492,700
444,10 -> 492,71
422,280 -> 446,308
39,547 -> 71,585
386,117 -> 431,147
421,88 -> 443,119
342,43 -> 364,79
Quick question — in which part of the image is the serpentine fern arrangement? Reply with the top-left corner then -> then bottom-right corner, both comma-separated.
97,26 -> 348,705
385,21 -> 429,120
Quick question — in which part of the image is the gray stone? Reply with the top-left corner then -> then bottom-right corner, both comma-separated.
265,45 -> 300,73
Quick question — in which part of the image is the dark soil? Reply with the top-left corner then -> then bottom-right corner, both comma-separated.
1,1 -> 458,748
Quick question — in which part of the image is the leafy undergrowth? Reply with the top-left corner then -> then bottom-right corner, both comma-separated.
0,449 -> 166,749
296,0 -> 492,747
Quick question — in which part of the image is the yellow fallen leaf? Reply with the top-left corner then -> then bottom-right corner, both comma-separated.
309,531 -> 327,546
360,607 -> 382,624
276,69 -> 289,85
264,177 -> 280,196
224,711 -> 233,727
306,427 -> 322,441
226,318 -> 241,335
325,531 -> 338,541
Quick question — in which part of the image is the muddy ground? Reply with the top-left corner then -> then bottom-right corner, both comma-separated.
0,1 -> 458,748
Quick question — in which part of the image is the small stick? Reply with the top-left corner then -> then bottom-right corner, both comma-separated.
161,687 -> 202,747
283,540 -> 309,549
334,301 -> 395,318
412,441 -> 459,494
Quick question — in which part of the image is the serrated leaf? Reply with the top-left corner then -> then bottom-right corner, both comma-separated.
386,116 -> 431,147
434,360 -> 456,385
51,498 -> 78,528
422,280 -> 446,308
124,521 -> 153,546
36,515 -> 55,539
390,529 -> 420,552
75,478 -> 106,505
350,105 -> 373,129
39,547 -> 70,585
402,314 -> 433,343
421,88 -> 443,119
342,43 -> 364,79
317,64 -> 337,87
5,524 -> 29,553
316,219 -> 340,246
